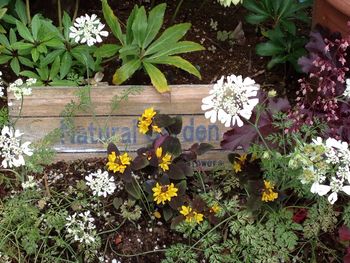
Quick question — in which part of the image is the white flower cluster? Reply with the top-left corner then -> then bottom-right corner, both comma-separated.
344,79 -> 350,99
69,14 -> 108,46
85,169 -> 116,197
65,211 -> 97,246
217,0 -> 243,7
21,175 -> 38,189
0,71 -> 4,97
290,137 -> 350,204
202,74 -> 259,127
8,78 -> 36,100
0,126 -> 33,168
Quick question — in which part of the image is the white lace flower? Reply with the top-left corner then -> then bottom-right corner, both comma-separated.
8,78 -> 36,100
202,75 -> 259,127
69,14 -> 108,46
65,211 -> 97,246
0,126 -> 33,168
85,169 -> 116,197
217,0 -> 243,7
0,71 -> 4,97
21,175 -> 38,189
344,79 -> 350,99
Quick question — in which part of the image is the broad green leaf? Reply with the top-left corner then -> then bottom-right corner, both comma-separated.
31,14 -> 41,39
143,61 -> 169,93
16,20 -> 34,42
11,42 -> 33,50
119,44 -> 139,58
102,0 -> 124,45
245,14 -> 269,25
36,66 -> 49,80
60,51 -> 72,79
40,49 -> 64,67
142,3 -> 166,49
0,7 -> 7,19
94,44 -> 121,58
131,6 -> 148,47
31,48 -> 39,62
49,80 -> 78,86
242,0 -> 269,15
10,57 -> 20,75
112,58 -> 141,84
15,0 -> 27,24
18,56 -> 34,68
45,38 -> 65,48
0,55 -> 11,64
49,56 -> 61,80
62,11 -> 72,39
256,42 -> 284,56
9,28 -> 17,45
0,24 -> 5,33
281,20 -> 296,36
125,181 -> 141,199
144,23 -> 191,56
37,43 -> 48,53
126,5 -> 138,45
267,56 -> 286,69
19,70 -> 40,79
71,46 -> 95,70
148,41 -> 204,59
0,34 -> 10,48
146,55 -> 201,79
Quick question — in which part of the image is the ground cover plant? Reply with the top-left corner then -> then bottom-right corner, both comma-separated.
1,0 -> 350,262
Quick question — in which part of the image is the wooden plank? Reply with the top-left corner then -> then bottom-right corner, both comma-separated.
54,150 -> 231,169
15,115 -> 225,151
8,85 -> 212,117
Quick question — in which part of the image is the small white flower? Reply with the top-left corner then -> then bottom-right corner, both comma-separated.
21,175 -> 38,189
0,71 -> 4,97
344,79 -> 350,99
65,211 -> 97,246
310,182 -> 331,196
8,78 -> 36,100
202,74 -> 259,127
0,126 -> 33,168
69,14 -> 108,46
217,0 -> 242,7
85,169 -> 116,197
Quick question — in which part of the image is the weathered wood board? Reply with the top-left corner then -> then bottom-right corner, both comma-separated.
8,85 -> 231,167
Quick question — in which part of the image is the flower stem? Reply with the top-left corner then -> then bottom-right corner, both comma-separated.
57,0 -> 62,28
73,0 -> 80,21
25,0 -> 31,24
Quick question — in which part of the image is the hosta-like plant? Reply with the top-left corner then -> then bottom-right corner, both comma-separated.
100,0 -> 204,93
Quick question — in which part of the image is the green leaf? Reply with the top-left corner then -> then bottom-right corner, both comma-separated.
125,181 -> 141,199
142,3 -> 166,49
18,56 -> 34,67
267,56 -> 287,69
256,42 -> 284,57
10,57 -> 20,75
45,38 -> 65,48
245,13 -> 269,25
36,66 -> 49,80
94,44 -> 121,58
60,52 -> 72,79
119,44 -> 139,59
163,207 -> 173,222
102,0 -> 124,45
37,43 -> 48,53
143,61 -> 169,93
125,5 -> 138,45
131,6 -> 148,47
243,0 -> 269,15
148,41 -> 204,59
0,7 -> 7,19
0,34 -> 9,48
15,0 -> 27,24
0,24 -> 5,34
281,20 -> 296,36
16,20 -> 34,42
112,58 -> 141,84
144,23 -> 191,56
31,48 -> 39,62
49,56 -> 60,80
11,42 -> 33,50
9,28 -> 17,45
62,11 -> 72,39
31,14 -> 41,39
146,55 -> 201,79
40,49 -> 64,67
0,55 -> 11,64
20,70 -> 40,79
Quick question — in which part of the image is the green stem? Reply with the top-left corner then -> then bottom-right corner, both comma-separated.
246,119 -> 271,152
73,0 -> 80,21
98,219 -> 126,235
12,95 -> 24,127
58,0 -> 62,28
171,0 -> 184,24
25,0 -> 31,23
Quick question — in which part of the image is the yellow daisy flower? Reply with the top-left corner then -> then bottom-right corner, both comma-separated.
137,107 -> 157,134
180,205 -> 204,224
107,152 -> 132,174
261,180 -> 278,202
155,147 -> 172,171
233,162 -> 242,173
210,203 -> 221,214
152,183 -> 178,205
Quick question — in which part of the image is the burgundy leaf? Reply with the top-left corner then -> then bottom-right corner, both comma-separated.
339,225 -> 350,241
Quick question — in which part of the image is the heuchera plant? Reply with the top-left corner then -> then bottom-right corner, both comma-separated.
292,26 -> 350,142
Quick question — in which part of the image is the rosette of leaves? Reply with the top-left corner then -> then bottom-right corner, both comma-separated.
0,12 -> 98,85
100,0 -> 204,93
242,0 -> 311,70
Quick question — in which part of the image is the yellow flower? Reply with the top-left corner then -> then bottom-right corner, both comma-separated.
233,162 -> 242,173
137,107 -> 157,134
261,180 -> 278,202
180,205 -> 204,224
156,147 -> 172,171
152,183 -> 178,205
238,154 -> 247,163
153,211 -> 162,219
107,152 -> 132,174
152,125 -> 161,133
210,204 -> 221,214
